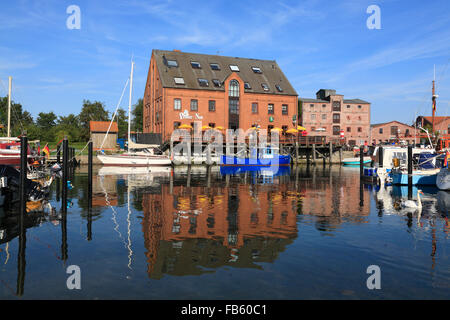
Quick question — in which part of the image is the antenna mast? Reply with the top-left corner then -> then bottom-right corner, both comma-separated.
432,65 -> 437,134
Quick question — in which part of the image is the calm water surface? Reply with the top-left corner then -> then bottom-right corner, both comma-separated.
0,165 -> 449,299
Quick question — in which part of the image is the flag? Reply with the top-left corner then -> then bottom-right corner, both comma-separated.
43,144 -> 50,158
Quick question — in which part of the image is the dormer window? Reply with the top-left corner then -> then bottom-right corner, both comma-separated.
251,66 -> 262,74
212,79 -> 221,87
210,63 -> 220,70
244,82 -> 251,89
275,84 -> 283,92
198,78 -> 209,87
167,59 -> 178,67
229,65 -> 239,72
261,83 -> 269,91
191,61 -> 201,69
174,77 -> 185,85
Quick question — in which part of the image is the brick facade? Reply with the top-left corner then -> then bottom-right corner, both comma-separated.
370,121 -> 416,145
143,50 -> 298,142
300,89 -> 370,145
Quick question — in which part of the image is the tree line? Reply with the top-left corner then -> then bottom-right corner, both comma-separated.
0,97 -> 143,143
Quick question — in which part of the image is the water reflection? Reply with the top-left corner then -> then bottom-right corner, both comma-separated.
0,164 -> 449,299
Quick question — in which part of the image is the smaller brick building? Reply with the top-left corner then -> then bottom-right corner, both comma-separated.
299,89 -> 371,146
370,121 -> 415,145
90,121 -> 118,150
416,116 -> 450,135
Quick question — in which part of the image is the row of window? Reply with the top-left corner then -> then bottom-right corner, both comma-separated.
309,114 -> 365,121
174,98 -> 288,114
378,126 -> 411,136
310,126 -> 364,133
166,58 -> 265,75
309,103 -> 363,110
173,76 -> 283,92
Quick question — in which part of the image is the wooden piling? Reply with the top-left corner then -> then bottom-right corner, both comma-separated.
19,133 -> 27,219
312,144 -> 316,163
360,145 -> 364,179
329,142 -> 333,165
408,145 -> 413,199
87,140 -> 93,241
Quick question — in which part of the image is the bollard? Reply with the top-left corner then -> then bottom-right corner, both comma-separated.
57,145 -> 61,163
312,144 -> 316,163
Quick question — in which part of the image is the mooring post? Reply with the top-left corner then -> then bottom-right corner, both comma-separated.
295,141 -> 299,164
312,143 -> 316,164
408,145 -> 413,199
61,137 -> 69,261
360,145 -> 364,179
62,136 -> 68,212
379,146 -> 383,168
19,133 -> 28,219
57,145 -> 61,163
87,140 -> 93,241
329,142 -> 333,165
339,147 -> 342,164
18,132 -> 28,294
187,140 -> 192,166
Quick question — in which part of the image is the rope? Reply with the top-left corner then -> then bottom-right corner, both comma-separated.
99,78 -> 129,151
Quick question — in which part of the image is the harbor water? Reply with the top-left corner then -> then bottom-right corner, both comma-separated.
0,165 -> 449,299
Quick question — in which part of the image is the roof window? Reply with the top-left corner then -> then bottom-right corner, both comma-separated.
229,65 -> 239,72
252,66 -> 262,74
210,63 -> 220,70
174,77 -> 185,85
191,61 -> 201,69
198,78 -> 209,87
261,83 -> 269,91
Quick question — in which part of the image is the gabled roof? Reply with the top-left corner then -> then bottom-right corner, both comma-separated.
89,121 -> 118,133
343,99 -> 370,104
152,49 -> 297,96
299,98 -> 329,103
419,116 -> 450,125
370,120 -> 414,128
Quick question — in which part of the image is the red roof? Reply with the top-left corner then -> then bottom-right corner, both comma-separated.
422,116 -> 450,125
89,121 -> 118,133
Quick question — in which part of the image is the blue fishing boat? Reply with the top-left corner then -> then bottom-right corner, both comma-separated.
391,168 -> 440,185
220,145 -> 290,167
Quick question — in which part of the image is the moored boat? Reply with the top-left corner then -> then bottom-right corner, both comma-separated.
220,145 -> 290,167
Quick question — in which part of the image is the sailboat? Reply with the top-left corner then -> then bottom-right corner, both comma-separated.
97,61 -> 171,167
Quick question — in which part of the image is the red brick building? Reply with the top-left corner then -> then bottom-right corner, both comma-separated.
299,89 -> 370,145
143,50 -> 298,141
370,120 -> 416,145
416,116 -> 450,135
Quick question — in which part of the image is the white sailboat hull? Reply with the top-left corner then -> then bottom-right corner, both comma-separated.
97,154 -> 171,167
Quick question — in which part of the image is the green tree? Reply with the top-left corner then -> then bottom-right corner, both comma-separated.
36,112 -> 58,142
132,98 -> 143,132
78,100 -> 109,141
116,108 -> 128,139
0,96 -> 34,136
55,114 -> 81,142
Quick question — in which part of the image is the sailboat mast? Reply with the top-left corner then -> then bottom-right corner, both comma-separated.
7,76 -> 11,137
128,61 -> 134,146
432,65 -> 436,133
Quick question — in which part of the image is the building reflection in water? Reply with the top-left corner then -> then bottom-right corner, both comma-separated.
140,165 -> 371,279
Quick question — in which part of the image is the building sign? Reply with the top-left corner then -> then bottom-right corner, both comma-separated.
340,130 -> 344,138
179,110 -> 192,120
179,109 -> 203,120
269,116 -> 274,122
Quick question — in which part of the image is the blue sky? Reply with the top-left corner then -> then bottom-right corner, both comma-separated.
0,0 -> 449,125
